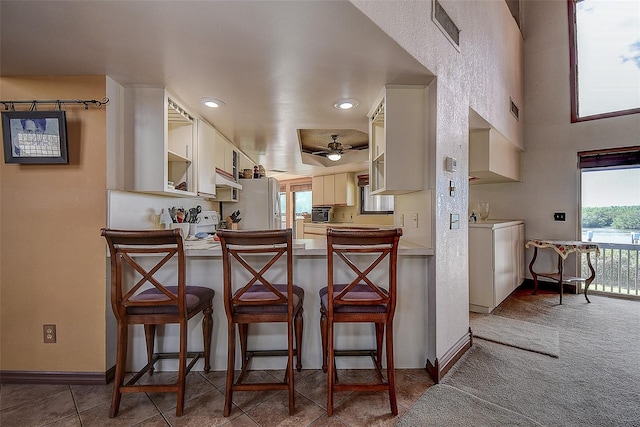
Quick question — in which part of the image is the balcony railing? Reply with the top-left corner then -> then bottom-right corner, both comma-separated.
580,243 -> 640,298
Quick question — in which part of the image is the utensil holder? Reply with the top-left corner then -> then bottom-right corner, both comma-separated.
170,223 -> 190,238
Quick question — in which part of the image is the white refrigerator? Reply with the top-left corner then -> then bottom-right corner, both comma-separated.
222,177 -> 282,230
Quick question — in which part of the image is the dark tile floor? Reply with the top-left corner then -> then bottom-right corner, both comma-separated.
0,368 -> 434,426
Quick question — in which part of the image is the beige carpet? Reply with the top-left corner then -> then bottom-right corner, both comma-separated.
398,289 -> 640,426
470,312 -> 560,357
397,384 -> 542,426
442,289 -> 640,426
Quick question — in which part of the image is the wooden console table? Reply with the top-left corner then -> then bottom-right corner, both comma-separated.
525,240 -> 600,304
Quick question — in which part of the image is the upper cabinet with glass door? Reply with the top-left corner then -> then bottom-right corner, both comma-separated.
368,85 -> 428,195
124,87 -> 197,197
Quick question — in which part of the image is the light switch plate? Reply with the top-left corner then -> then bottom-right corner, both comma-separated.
450,213 -> 460,229
446,156 -> 457,172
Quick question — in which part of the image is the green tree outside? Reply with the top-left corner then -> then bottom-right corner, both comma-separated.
582,206 -> 640,229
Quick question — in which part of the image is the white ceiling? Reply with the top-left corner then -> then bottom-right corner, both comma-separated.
0,1 -> 434,180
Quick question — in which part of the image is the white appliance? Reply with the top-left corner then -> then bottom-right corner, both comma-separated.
198,210 -> 220,235
222,177 -> 281,230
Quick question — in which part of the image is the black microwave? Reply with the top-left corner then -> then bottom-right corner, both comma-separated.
311,207 -> 331,222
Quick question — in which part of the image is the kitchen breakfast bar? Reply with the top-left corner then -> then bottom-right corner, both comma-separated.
111,238 -> 432,373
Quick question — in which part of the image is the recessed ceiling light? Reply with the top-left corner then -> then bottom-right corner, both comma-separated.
201,97 -> 225,108
334,99 -> 358,110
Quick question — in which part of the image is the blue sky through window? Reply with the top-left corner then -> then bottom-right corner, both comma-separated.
576,0 -> 640,117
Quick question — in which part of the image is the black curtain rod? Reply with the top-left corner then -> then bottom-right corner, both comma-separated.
0,97 -> 109,111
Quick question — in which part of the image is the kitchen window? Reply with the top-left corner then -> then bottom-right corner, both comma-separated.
279,178 -> 312,230
358,175 -> 394,215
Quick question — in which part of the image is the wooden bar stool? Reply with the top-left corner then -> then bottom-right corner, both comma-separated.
319,228 -> 402,416
101,228 -> 215,417
217,228 -> 304,416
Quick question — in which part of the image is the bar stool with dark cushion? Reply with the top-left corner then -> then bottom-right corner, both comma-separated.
217,228 -> 304,416
101,228 -> 215,417
319,227 -> 402,416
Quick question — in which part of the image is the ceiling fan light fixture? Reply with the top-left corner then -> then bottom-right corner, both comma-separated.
327,151 -> 342,161
201,97 -> 225,108
334,99 -> 359,110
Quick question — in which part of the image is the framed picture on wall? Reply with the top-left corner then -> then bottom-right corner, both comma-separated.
1,110 -> 69,164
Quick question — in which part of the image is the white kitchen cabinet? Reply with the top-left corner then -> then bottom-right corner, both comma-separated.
214,132 -> 238,180
124,87 -> 196,197
312,176 -> 324,206
196,119 -> 216,198
333,173 -> 355,206
469,220 -> 525,313
213,130 -> 241,202
312,173 -> 355,206
323,174 -> 335,205
469,129 -> 521,184
303,223 -> 327,239
215,187 -> 239,202
367,85 -> 428,195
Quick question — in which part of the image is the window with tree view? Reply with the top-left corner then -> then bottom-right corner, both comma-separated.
569,0 -> 640,121
579,148 -> 640,243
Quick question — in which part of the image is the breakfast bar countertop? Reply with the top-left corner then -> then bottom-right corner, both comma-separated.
184,238 -> 433,256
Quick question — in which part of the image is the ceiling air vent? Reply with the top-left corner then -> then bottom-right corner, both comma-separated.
433,0 -> 460,49
510,98 -> 520,121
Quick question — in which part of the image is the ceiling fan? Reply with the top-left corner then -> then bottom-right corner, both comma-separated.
312,134 -> 352,161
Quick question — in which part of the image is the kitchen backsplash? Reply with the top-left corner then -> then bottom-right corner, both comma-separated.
332,205 -> 394,225
108,190 -> 218,230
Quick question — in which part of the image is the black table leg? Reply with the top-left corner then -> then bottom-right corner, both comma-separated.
584,252 -> 595,303
557,254 -> 563,305
529,247 -> 539,295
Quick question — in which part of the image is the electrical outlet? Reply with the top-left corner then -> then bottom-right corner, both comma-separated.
43,324 -> 56,343
554,212 -> 566,221
399,214 -> 404,227
412,213 -> 419,228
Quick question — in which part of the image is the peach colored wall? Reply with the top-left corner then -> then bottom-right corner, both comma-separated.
0,76 -> 107,372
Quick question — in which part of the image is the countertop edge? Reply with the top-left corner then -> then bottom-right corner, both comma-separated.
468,219 -> 524,229
184,239 -> 433,257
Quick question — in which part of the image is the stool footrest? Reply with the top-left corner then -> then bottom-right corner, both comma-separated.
333,349 -> 385,382
126,351 -> 203,385
334,349 -> 377,358
246,349 -> 291,358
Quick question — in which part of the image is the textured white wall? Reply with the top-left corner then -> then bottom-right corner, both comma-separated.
352,1 -> 524,363
471,1 -> 640,277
